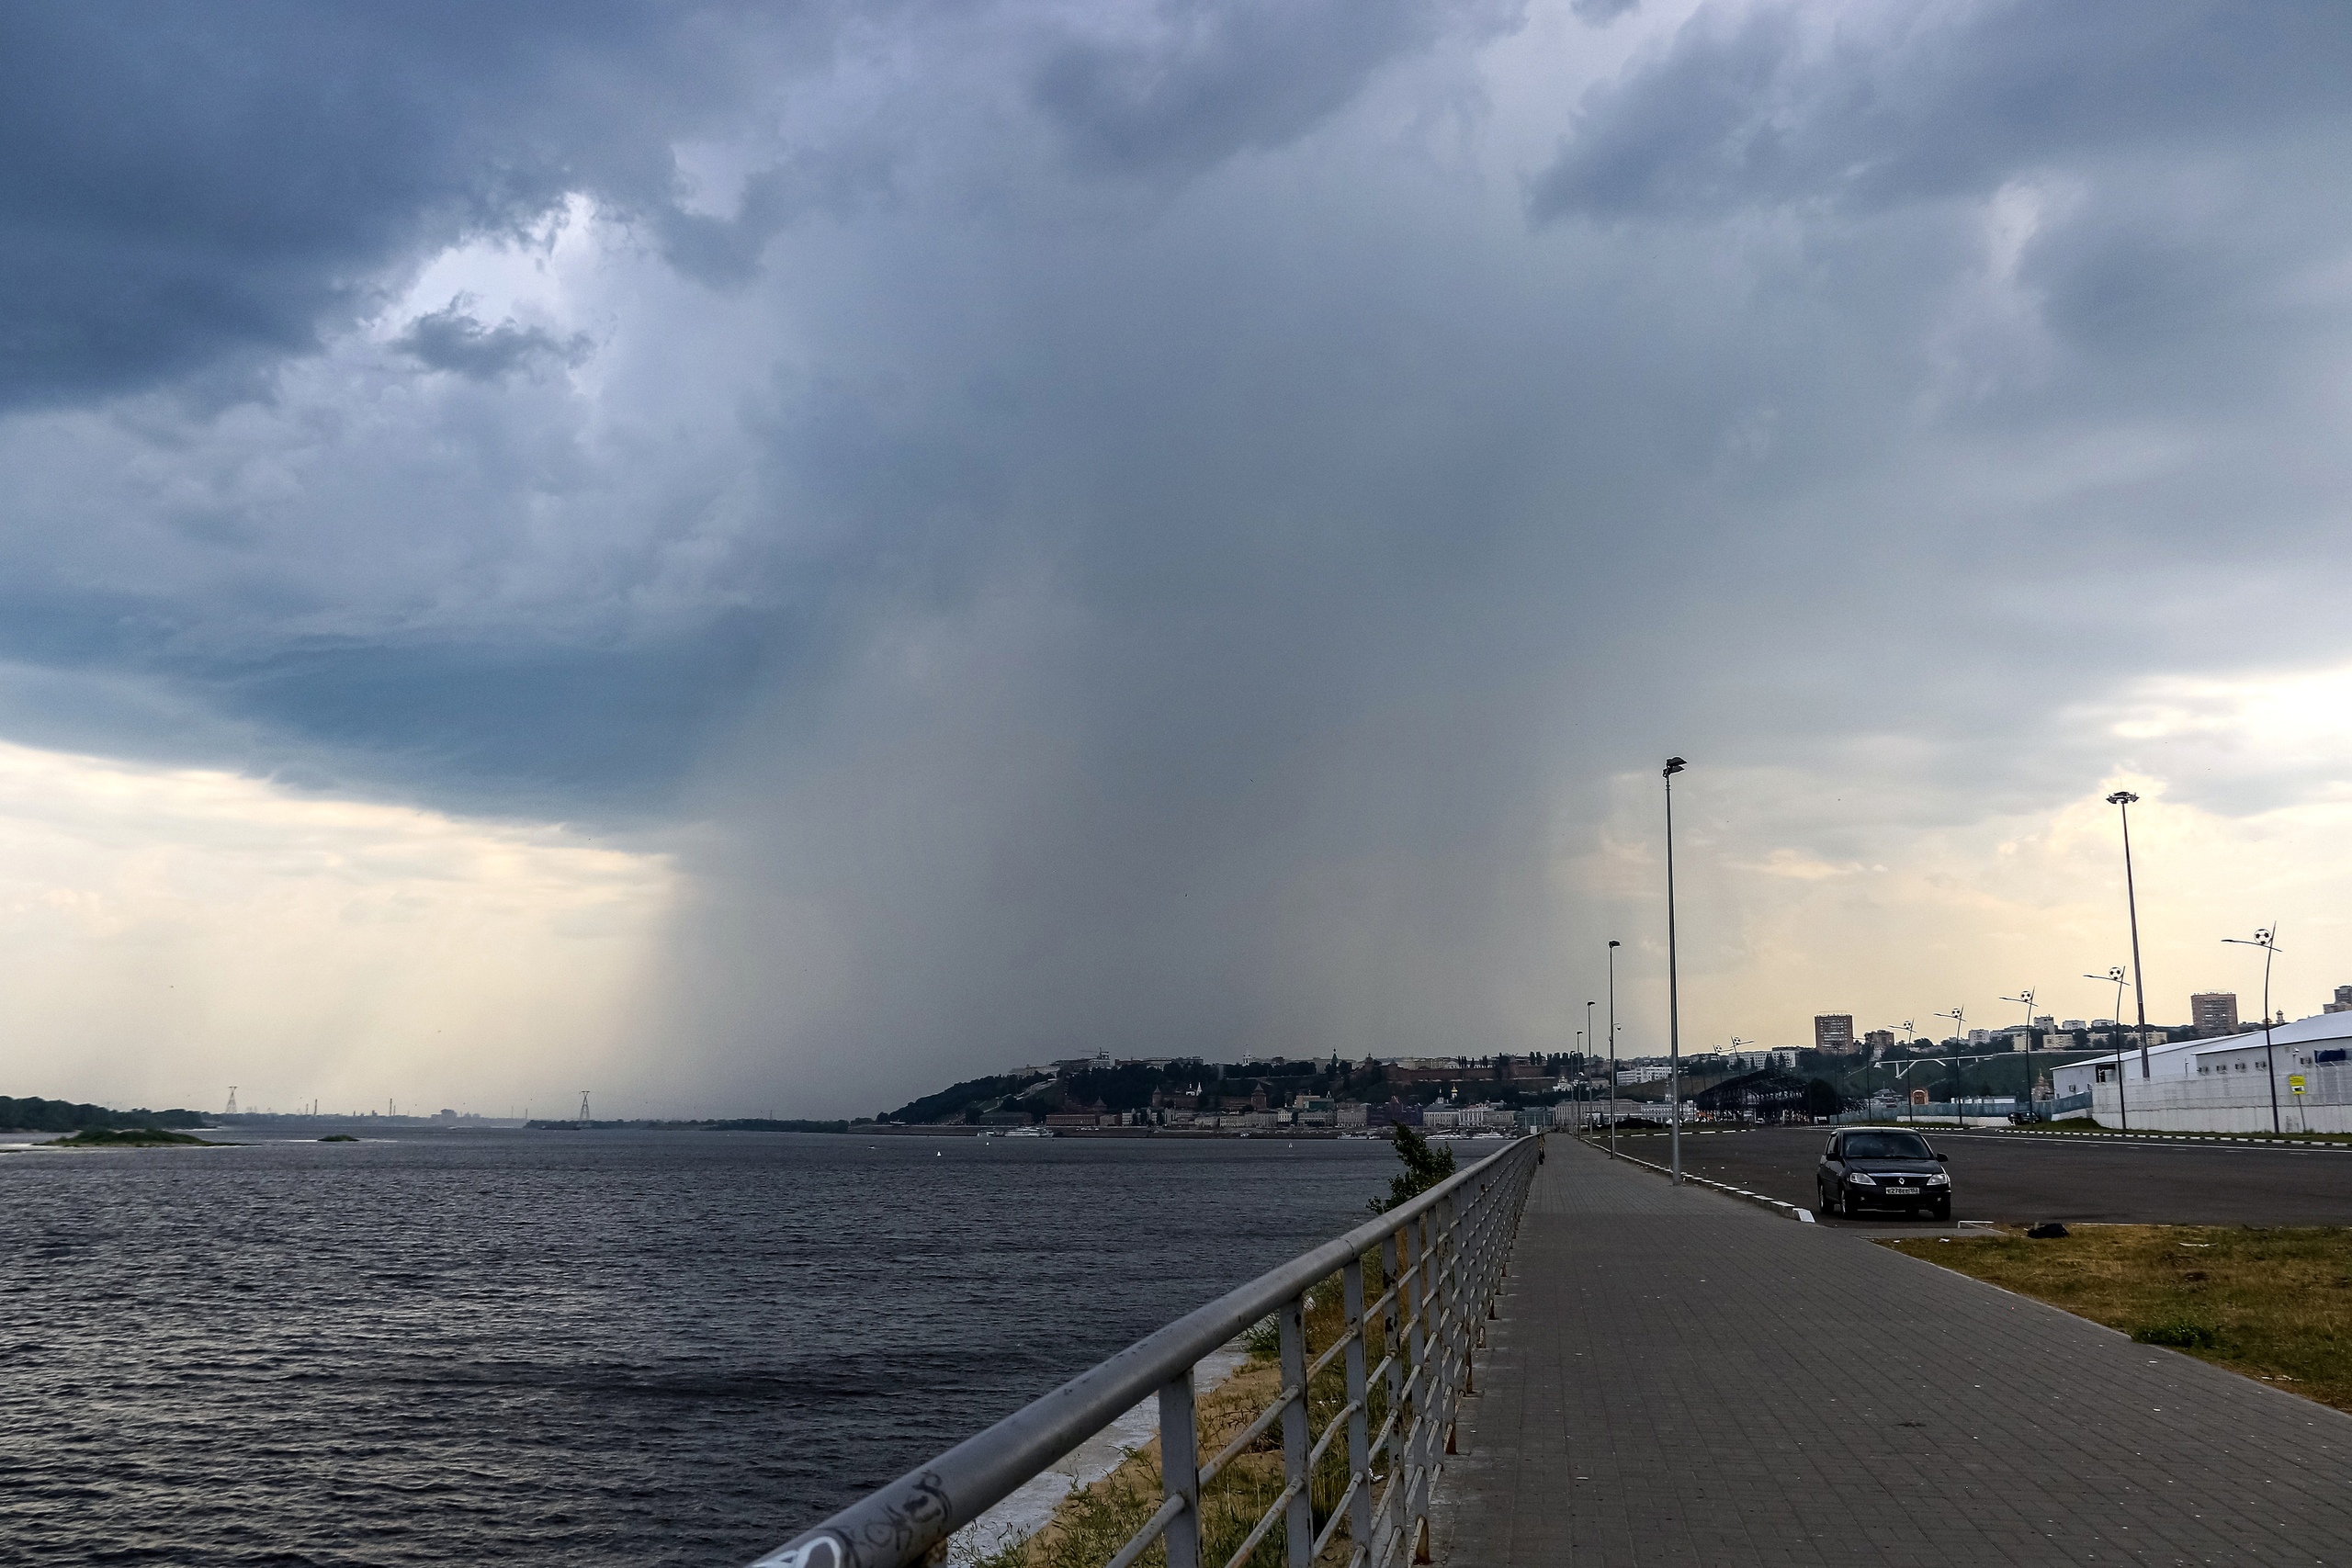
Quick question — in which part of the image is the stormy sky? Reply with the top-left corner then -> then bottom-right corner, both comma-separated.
7,1 -> 2352,1118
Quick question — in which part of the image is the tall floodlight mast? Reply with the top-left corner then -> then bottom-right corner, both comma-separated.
2107,791 -> 2154,1085
1606,940 -> 1622,1156
1662,757 -> 1688,1185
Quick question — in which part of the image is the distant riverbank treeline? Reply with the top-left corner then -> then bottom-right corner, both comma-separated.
0,1095 -> 207,1133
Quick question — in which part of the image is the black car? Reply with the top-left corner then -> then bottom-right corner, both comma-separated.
1816,1128 -> 1951,1220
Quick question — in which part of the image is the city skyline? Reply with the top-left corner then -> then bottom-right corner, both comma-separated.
5,6 -> 2352,1118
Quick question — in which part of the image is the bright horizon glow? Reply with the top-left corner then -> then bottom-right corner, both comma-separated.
0,739 -> 677,1115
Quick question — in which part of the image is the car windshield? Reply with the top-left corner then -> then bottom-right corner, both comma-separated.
1843,1132 -> 1933,1160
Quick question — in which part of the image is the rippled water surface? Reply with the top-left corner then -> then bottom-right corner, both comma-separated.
0,1130 -> 1401,1566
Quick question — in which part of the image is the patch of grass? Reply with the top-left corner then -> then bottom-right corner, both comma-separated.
1886,1224 -> 2352,1409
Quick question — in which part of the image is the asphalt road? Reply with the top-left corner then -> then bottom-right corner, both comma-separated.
1599,1124 -> 2352,1226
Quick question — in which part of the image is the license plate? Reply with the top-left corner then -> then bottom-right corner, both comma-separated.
1886,1186 -> 1919,1196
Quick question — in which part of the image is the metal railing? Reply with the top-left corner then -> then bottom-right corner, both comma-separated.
751,1135 -> 1542,1568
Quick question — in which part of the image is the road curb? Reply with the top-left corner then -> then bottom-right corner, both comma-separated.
1587,1140 -> 1817,1223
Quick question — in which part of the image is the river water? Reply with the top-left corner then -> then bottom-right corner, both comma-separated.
0,1130 -> 1402,1565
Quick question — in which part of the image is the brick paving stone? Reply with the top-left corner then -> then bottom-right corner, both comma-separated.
1429,1137 -> 2352,1565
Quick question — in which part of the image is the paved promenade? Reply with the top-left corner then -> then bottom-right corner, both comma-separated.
1431,1138 -> 2352,1565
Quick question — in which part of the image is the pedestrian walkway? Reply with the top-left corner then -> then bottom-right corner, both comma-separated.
1430,1137 -> 2352,1565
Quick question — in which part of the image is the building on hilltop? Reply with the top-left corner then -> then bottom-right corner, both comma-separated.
2326,986 -> 2352,1016
1862,1029 -> 1896,1055
2191,993 -> 2240,1035
1814,1015 -> 1855,1054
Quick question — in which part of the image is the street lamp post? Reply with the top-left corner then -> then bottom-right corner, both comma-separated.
2108,791 -> 2154,1087
1573,1029 -> 1584,1134
1607,940 -> 1621,1156
2000,988 -> 2037,1122
1585,999 -> 1597,1139
2082,967 -> 2132,1129
2223,927 -> 2285,1135
1663,757 -> 1688,1183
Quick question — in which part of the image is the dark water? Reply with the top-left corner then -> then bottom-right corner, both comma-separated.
0,1130 -> 1398,1565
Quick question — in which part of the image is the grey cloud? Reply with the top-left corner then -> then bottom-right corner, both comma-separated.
395,301 -> 590,379
655,150 -> 899,288
1570,0 -> 1640,22
1033,0 -> 1519,176
1530,1 -> 2352,222
0,3 -> 846,410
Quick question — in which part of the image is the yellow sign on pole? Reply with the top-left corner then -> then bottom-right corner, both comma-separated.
2290,1074 -> 2307,1096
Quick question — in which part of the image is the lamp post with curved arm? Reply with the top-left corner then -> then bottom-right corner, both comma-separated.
2223,927 -> 2285,1134
2085,966 -> 2130,1130
1898,1020 -> 1916,1122
2001,988 -> 2037,1121
1934,1007 -> 1966,1118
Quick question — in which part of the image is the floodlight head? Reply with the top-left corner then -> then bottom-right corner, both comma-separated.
2106,790 -> 2139,806
1664,756 -> 1687,776
1608,939 -> 1621,949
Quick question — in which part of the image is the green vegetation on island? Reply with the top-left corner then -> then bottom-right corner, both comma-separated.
48,1126 -> 226,1147
319,1134 -> 359,1142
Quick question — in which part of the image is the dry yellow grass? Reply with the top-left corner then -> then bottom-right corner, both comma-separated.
1885,1225 -> 2352,1411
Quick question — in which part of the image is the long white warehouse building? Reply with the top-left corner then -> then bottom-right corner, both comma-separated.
2052,1010 -> 2352,1134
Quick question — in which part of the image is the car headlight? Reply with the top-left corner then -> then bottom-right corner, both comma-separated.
1927,1174 -> 1949,1186
1845,1172 -> 1878,1186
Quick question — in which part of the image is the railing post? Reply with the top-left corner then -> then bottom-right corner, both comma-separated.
1343,1256 -> 1372,1556
1408,1208 -> 1437,1562
1159,1370 -> 1201,1568
1379,1224 -> 1408,1568
1278,1292 -> 1314,1568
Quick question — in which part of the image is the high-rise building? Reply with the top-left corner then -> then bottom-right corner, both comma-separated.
2190,992 -> 2240,1035
1861,1029 -> 1896,1055
2325,985 -> 2352,1016
1814,1014 -> 1856,1054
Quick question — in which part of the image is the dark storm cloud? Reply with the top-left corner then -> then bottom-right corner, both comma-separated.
395,301 -> 590,379
0,1 -> 837,410
1530,0 -> 2352,221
